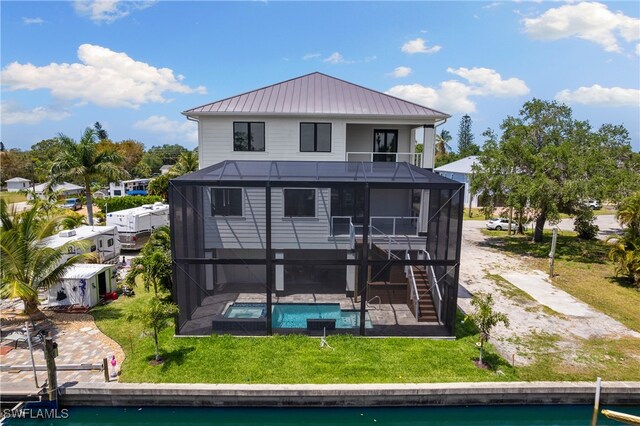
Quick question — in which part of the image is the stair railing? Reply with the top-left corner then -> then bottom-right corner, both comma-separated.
420,249 -> 443,323
405,252 -> 420,319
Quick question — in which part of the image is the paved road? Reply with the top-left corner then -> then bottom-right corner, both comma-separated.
463,214 -> 620,240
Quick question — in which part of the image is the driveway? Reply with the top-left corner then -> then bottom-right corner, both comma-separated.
457,215 -> 637,366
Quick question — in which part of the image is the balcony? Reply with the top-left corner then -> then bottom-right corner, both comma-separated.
346,152 -> 422,167
331,216 -> 418,238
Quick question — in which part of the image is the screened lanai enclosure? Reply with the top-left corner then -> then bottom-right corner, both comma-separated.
170,160 -> 464,337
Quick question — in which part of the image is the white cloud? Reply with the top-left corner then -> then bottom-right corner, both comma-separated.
1,101 -> 70,125
133,115 -> 197,143
386,67 -> 529,114
555,85 -> 640,107
324,52 -> 349,64
447,67 -> 529,97
391,66 -> 412,78
401,38 -> 442,54
72,0 -> 156,23
302,53 -> 321,60
1,44 -> 207,109
523,2 -> 640,53
483,2 -> 502,9
22,17 -> 44,25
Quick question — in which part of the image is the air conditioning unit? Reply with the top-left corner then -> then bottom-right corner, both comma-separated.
59,229 -> 77,238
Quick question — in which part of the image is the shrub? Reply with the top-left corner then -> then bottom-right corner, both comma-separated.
95,195 -> 162,213
574,207 -> 599,240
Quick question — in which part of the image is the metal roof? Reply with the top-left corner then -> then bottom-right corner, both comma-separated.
33,181 -> 83,194
184,72 -> 449,119
173,160 -> 458,186
39,225 -> 118,249
434,156 -> 479,174
106,203 -> 169,218
6,177 -> 30,182
61,264 -> 113,280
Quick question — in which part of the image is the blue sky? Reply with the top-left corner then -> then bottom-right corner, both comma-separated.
1,1 -> 639,152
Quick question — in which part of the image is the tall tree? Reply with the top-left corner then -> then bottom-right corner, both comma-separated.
457,115 -> 480,158
0,200 -> 94,314
51,128 -> 128,225
30,138 -> 66,183
472,99 -> 637,242
608,192 -> 640,287
435,129 -> 452,162
94,122 -> 109,141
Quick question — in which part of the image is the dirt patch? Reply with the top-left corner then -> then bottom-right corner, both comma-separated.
458,222 -> 640,367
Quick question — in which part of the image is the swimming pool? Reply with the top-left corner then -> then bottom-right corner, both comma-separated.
223,303 -> 372,329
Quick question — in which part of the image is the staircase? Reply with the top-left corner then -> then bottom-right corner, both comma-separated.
411,266 -> 438,322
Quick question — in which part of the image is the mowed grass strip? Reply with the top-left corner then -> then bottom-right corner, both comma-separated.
481,229 -> 640,333
93,290 -> 515,384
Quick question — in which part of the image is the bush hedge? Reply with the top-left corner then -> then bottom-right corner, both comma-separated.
95,195 -> 163,213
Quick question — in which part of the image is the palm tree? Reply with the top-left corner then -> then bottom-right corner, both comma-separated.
435,129 -> 452,161
0,200 -> 95,314
608,192 -> 640,287
51,128 -> 128,225
125,227 -> 173,295
148,151 -> 198,201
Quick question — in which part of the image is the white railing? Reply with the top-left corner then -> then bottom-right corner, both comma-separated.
349,221 -> 355,251
405,252 -> 420,319
346,152 -> 423,167
370,216 -> 418,236
421,249 -> 443,323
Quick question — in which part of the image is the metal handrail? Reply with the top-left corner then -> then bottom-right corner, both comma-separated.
349,221 -> 355,251
367,296 -> 381,310
405,252 -> 420,319
346,152 -> 423,167
369,216 -> 418,237
420,249 -> 442,323
368,224 -> 402,260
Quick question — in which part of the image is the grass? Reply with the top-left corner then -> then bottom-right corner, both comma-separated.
92,290 -> 517,384
0,191 -> 27,204
480,228 -> 640,332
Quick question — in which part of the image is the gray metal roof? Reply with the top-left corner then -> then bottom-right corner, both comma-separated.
184,72 -> 449,119
433,156 -> 479,175
173,160 -> 459,187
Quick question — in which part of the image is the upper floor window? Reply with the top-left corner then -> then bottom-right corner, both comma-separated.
234,122 -> 265,151
300,123 -> 331,152
211,188 -> 243,216
284,189 -> 316,218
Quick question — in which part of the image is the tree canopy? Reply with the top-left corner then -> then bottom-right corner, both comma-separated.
471,98 -> 638,242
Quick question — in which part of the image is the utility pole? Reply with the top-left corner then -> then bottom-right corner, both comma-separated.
44,336 -> 58,402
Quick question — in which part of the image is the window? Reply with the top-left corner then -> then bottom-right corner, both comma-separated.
114,190 -> 122,196
284,189 -> 316,217
300,123 -> 331,152
107,238 -> 114,247
234,122 -> 265,151
211,188 -> 243,216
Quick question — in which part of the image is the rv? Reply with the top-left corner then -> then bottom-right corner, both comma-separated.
106,202 -> 169,250
39,225 -> 121,264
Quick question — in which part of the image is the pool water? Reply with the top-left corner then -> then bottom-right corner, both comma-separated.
223,303 -> 373,329
6,405 -> 640,425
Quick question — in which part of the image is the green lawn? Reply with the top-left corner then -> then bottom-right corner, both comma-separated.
0,191 -> 27,204
92,290 -> 516,384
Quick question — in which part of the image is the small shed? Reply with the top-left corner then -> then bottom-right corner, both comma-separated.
6,177 -> 31,192
48,264 -> 115,308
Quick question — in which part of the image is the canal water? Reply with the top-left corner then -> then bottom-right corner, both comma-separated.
5,404 -> 640,425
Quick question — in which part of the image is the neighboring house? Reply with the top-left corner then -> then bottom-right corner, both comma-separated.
6,177 -> 31,192
434,156 -> 480,209
171,73 -> 463,338
47,264 -> 115,309
109,178 -> 150,197
28,182 -> 83,200
160,165 -> 173,175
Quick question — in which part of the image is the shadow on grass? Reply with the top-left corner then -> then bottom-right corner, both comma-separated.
455,310 -> 479,339
481,351 -> 513,372
479,231 -> 609,265
607,275 -> 639,290
151,346 -> 196,371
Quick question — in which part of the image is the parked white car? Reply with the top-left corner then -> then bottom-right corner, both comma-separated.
585,200 -> 602,210
486,218 -> 512,231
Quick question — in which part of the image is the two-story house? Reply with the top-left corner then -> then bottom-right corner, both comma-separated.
170,72 -> 464,338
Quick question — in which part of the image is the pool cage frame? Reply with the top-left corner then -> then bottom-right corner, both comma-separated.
169,160 -> 464,337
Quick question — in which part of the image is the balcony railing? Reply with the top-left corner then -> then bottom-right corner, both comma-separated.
330,216 -> 418,237
346,152 -> 422,167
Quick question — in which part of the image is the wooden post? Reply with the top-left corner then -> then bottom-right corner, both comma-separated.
549,227 -> 558,278
44,337 -> 57,402
24,322 -> 39,388
103,357 -> 110,382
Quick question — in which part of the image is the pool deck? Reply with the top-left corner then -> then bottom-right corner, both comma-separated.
180,291 -> 436,336
59,381 -> 640,407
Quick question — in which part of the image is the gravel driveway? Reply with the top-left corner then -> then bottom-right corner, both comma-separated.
457,215 -> 639,366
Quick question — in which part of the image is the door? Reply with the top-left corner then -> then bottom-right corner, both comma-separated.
98,272 -> 107,296
373,129 -> 398,162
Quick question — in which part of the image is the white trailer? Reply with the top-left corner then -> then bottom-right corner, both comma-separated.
39,225 -> 121,264
106,202 -> 169,250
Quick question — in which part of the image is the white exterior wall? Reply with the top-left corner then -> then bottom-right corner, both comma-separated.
197,115 -> 433,168
7,181 -> 30,192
